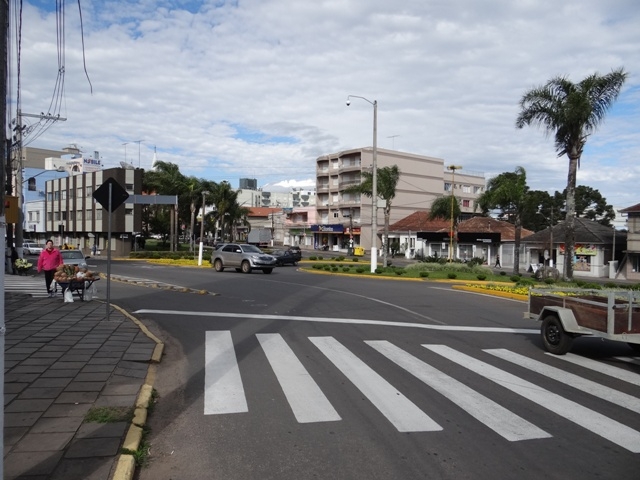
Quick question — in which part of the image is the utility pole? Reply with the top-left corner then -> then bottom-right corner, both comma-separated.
13,111 -> 66,255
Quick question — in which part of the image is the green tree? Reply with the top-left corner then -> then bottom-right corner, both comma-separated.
345,165 -> 401,267
429,195 -> 461,260
210,181 -> 240,242
476,166 -> 529,274
566,185 -> 615,227
516,68 -> 627,280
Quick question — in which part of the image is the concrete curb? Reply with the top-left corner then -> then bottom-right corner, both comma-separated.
109,305 -> 164,480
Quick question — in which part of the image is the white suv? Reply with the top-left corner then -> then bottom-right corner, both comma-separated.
23,242 -> 43,255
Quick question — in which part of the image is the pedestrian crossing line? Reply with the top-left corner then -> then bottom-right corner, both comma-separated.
486,349 -> 640,413
613,356 -> 640,367
366,341 -> 550,442
204,331 -> 248,415
548,352 -> 640,387
309,336 -> 442,433
425,344 -> 640,453
256,333 -> 341,423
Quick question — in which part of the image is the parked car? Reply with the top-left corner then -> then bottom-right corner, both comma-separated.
271,249 -> 299,266
23,242 -> 43,255
212,243 -> 276,274
287,246 -> 302,262
60,250 -> 89,270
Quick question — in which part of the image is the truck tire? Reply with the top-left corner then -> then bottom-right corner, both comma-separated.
214,259 -> 224,272
241,261 -> 252,274
263,268 -> 273,274
541,315 -> 573,355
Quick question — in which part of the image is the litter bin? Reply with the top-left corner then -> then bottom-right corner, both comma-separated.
354,247 -> 365,256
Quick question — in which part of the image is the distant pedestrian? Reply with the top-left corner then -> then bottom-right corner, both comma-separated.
10,247 -> 19,275
92,243 -> 97,256
495,254 -> 501,268
37,240 -> 63,297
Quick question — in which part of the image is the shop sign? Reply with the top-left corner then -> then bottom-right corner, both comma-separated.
310,224 -> 344,233
558,243 -> 597,256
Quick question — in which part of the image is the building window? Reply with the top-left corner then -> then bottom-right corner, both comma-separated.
96,209 -> 102,221
62,211 -> 67,221
47,192 -> 53,201
444,183 -> 452,192
462,185 -> 471,193
86,186 -> 93,196
126,183 -> 134,191
61,190 -> 67,200
333,211 -> 339,218
47,212 -> 52,221
77,187 -> 83,198
125,208 -> 133,216
54,191 -> 60,201
76,210 -> 82,221
474,186 -> 483,193
462,199 -> 470,208
54,212 -> 60,221
86,209 -> 93,221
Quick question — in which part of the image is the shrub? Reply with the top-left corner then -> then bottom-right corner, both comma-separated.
476,274 -> 486,281
447,272 -> 457,279
309,256 -> 317,261
337,256 -> 345,262
517,278 -> 535,287
331,266 -> 339,272
356,267 -> 366,273
544,277 -> 555,284
419,272 -> 429,278
499,271 -> 506,276
510,275 -> 520,283
324,265 -> 332,271
375,268 -> 383,274
604,282 -> 618,289
395,270 -> 403,276
342,266 -> 350,272
352,257 -> 359,262
312,264 -> 323,269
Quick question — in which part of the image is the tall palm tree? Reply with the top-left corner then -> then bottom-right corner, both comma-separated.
210,181 -> 239,241
476,166 -> 529,274
429,195 -> 461,260
345,165 -> 400,267
516,68 -> 627,280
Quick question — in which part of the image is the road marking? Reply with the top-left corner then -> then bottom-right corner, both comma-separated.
310,336 -> 441,432
135,309 -> 538,334
204,331 -> 248,415
256,333 -> 341,423
486,349 -> 640,413
425,344 -> 640,453
548,353 -> 640,387
367,341 -> 550,441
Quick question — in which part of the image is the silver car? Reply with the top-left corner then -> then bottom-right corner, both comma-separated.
60,250 -> 89,270
212,243 -> 276,274
23,242 -> 43,255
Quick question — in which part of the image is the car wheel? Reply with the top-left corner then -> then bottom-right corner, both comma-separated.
263,268 -> 273,274
541,315 -> 574,355
214,259 -> 224,272
241,261 -> 252,274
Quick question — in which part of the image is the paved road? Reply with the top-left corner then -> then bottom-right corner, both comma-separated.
99,261 -> 640,480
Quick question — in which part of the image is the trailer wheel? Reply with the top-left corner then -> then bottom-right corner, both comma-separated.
541,315 -> 573,355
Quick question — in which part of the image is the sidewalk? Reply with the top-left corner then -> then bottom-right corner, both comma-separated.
3,291 -> 162,480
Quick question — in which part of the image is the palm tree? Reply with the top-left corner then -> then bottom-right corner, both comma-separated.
210,181 -> 239,241
345,165 -> 400,267
516,68 -> 627,280
476,166 -> 529,274
429,195 -> 461,260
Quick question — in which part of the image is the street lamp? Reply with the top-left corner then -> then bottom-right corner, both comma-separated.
446,165 -> 462,262
198,190 -> 209,266
347,95 -> 378,273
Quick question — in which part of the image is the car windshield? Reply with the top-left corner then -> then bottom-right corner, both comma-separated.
240,245 -> 263,253
61,251 -> 84,260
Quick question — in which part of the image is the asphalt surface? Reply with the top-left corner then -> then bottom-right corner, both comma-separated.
3,274 -> 162,480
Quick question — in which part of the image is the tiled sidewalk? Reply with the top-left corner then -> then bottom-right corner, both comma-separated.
3,293 -> 159,480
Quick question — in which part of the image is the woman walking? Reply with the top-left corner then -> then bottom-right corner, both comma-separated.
37,240 -> 63,297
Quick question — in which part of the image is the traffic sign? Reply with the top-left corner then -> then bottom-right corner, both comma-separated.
93,178 -> 129,212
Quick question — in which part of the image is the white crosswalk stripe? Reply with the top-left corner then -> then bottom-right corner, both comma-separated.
257,334 -> 341,423
204,331 -> 640,451
425,344 -> 640,453
3,274 -> 49,297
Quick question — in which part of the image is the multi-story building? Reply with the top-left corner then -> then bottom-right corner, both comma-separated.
44,167 -> 143,256
314,147 -> 485,251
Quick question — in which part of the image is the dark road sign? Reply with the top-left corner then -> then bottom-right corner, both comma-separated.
93,178 -> 129,212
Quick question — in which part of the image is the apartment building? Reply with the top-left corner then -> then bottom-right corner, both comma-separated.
314,147 -> 485,251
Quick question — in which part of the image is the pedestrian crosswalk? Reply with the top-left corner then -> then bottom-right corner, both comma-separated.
3,274 -> 50,298
204,331 -> 640,452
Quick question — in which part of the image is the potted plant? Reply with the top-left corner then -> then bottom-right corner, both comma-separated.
15,258 -> 33,275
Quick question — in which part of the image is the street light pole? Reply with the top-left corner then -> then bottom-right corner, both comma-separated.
446,165 -> 462,262
347,95 -> 378,273
198,190 -> 209,266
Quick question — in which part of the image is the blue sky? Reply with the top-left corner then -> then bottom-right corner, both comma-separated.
9,0 -> 640,209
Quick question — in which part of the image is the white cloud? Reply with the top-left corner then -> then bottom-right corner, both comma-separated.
11,0 -> 640,207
